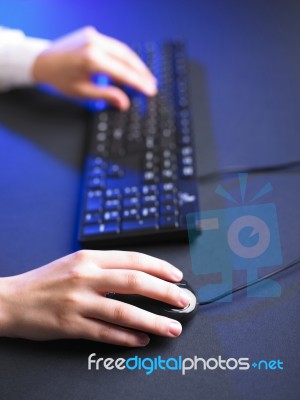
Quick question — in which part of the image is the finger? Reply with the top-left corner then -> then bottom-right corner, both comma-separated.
83,296 -> 183,338
95,32 -> 155,77
108,49 -> 156,85
98,269 -> 189,308
108,50 -> 157,92
103,38 -> 156,81
70,82 -> 130,110
86,51 -> 157,96
80,250 -> 183,282
79,317 -> 150,347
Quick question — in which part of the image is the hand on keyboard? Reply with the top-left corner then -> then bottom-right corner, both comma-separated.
32,26 -> 157,109
79,42 -> 200,246
0,251 -> 187,346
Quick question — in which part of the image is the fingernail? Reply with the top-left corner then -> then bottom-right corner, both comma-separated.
168,321 -> 182,337
171,267 -> 183,281
146,81 -> 158,95
179,291 -> 190,307
116,97 -> 130,111
137,334 -> 150,346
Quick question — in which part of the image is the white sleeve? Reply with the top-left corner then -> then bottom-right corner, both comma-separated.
0,27 -> 51,91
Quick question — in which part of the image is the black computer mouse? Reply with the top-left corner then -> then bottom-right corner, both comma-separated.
106,280 -> 198,322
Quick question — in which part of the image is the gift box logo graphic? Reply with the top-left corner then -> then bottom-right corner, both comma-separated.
187,174 -> 282,301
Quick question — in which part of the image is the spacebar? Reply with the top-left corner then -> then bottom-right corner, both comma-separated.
122,219 -> 159,232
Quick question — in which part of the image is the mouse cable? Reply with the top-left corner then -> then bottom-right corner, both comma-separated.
193,159 -> 300,304
196,159 -> 300,183
197,256 -> 300,305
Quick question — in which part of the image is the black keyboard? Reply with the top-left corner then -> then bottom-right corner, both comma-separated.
78,42 -> 200,248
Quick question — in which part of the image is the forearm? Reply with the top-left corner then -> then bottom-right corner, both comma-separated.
0,27 -> 50,91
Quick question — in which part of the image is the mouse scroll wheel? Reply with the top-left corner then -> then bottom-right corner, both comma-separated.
182,302 -> 190,310
180,288 -> 196,311
181,293 -> 191,310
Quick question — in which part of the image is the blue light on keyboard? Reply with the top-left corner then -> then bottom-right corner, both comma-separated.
89,74 -> 110,111
79,42 -> 200,246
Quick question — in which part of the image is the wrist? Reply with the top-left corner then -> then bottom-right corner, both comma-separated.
32,50 -> 49,84
0,277 -> 15,336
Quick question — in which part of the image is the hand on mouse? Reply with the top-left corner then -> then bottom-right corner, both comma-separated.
0,250 -> 189,347
32,26 -> 157,110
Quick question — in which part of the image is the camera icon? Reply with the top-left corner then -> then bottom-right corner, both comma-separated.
187,176 -> 282,301
227,214 -> 271,260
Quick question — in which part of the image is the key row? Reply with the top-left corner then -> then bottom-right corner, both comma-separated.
84,202 -> 179,224
83,215 -> 180,236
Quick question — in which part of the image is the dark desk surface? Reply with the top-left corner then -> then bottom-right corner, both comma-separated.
0,1 -> 300,399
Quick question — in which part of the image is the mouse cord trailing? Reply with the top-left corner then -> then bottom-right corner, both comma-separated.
196,255 -> 300,305
196,159 -> 300,183
195,159 -> 300,305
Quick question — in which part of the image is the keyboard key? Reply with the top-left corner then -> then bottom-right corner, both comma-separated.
145,161 -> 155,170
142,185 -> 158,195
181,135 -> 191,145
182,156 -> 193,166
145,137 -> 156,150
105,188 -> 121,199
141,207 -> 159,218
98,122 -> 108,131
162,182 -> 177,193
161,193 -> 177,204
160,204 -> 179,216
83,223 -> 120,236
96,144 -> 108,156
86,192 -> 103,212
89,166 -> 105,178
107,164 -> 124,178
87,189 -> 103,198
141,195 -> 159,206
180,117 -> 190,128
162,159 -> 174,169
122,219 -> 159,232
162,128 -> 173,138
162,149 -> 172,158
143,171 -> 159,183
160,215 -> 180,229
124,186 -> 139,197
113,128 -> 123,140
96,132 -> 107,142
89,157 -> 107,168
105,199 -> 121,210
145,151 -> 154,161
181,166 -> 194,178
104,210 -> 121,222
84,213 -> 101,224
161,169 -> 176,181
178,191 -> 197,204
181,146 -> 193,156
88,177 -> 105,189
123,208 -> 140,220
98,112 -> 108,122
123,197 -> 140,208
179,109 -> 190,119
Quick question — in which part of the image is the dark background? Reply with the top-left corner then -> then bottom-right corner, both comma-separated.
0,0 -> 300,399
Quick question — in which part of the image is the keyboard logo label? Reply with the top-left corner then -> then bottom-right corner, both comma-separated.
187,173 -> 282,301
